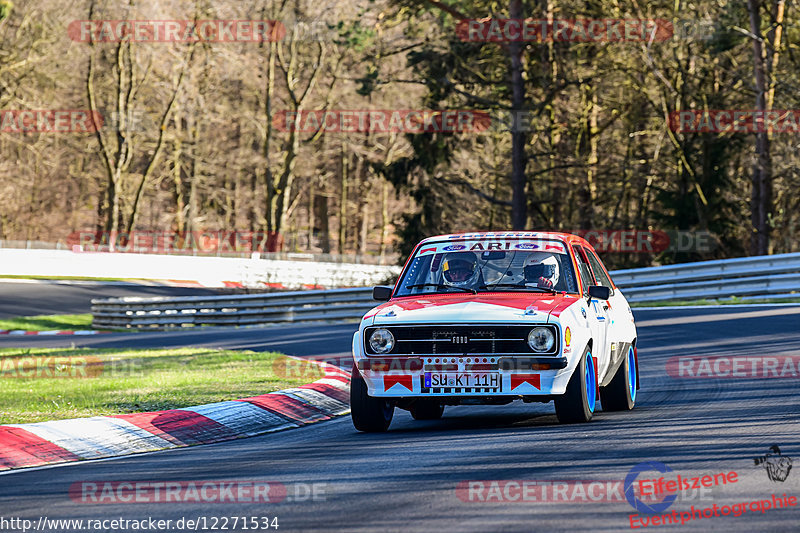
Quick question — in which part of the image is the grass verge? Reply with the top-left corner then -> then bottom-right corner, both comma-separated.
0,347 -> 324,424
0,314 -> 94,331
0,275 -> 135,282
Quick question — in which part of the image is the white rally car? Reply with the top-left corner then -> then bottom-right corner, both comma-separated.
350,231 -> 639,432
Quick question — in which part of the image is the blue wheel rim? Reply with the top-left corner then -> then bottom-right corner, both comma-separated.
628,347 -> 637,402
585,352 -> 596,413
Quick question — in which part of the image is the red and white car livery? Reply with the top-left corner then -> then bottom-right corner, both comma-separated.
350,231 -> 639,432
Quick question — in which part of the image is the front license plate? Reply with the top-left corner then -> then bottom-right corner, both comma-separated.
424,372 -> 501,389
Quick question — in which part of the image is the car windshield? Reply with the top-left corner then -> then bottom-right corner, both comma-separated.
395,239 -> 578,296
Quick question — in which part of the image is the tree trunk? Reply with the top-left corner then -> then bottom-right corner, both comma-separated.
125,44 -> 195,236
379,181 -> 389,263
359,203 -> 369,258
746,0 -> 776,255
509,0 -> 527,230
339,144 -> 348,254
172,114 -> 185,234
543,0 -> 559,229
355,155 -> 368,257
274,126 -> 300,235
314,194 -> 331,254
307,188 -> 315,249
577,81 -> 598,229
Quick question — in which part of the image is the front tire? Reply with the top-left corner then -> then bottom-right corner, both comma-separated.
350,366 -> 394,432
555,347 -> 596,423
600,346 -> 637,411
410,400 -> 444,420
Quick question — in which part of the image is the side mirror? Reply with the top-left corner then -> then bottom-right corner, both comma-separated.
372,286 -> 393,301
588,285 -> 611,300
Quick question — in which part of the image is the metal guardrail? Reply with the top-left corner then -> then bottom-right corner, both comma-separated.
92,253 -> 800,328
92,288 -> 375,328
610,253 -> 800,288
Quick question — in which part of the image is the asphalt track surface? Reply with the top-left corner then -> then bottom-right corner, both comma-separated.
0,282 -> 224,318
1,305 -> 799,532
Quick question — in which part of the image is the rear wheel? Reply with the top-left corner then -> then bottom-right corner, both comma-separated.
554,347 -> 596,423
600,346 -> 637,411
350,366 -> 394,432
410,400 -> 444,420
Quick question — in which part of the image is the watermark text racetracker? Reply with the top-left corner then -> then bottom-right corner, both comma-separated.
0,110 -> 103,133
670,110 -> 800,133
457,18 -> 745,43
69,20 -> 286,43
456,18 -> 672,42
274,110 -> 493,133
70,480 -> 325,504
572,229 -> 716,254
456,479 -> 716,504
273,109 -> 606,134
69,18 -> 335,43
1,356 -> 138,379
666,356 -> 800,379
273,109 -> 744,140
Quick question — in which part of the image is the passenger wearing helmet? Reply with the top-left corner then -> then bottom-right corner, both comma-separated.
522,253 -> 560,290
441,252 -> 481,288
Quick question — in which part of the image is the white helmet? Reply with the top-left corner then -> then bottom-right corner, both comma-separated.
523,253 -> 559,287
441,252 -> 480,287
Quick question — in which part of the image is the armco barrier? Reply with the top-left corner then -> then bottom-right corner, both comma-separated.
92,253 -> 800,328
610,253 -> 800,287
92,288 -> 376,328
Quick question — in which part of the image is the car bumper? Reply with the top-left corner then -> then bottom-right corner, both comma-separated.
354,355 -> 574,397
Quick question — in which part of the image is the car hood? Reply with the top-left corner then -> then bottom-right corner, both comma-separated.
362,292 -> 579,326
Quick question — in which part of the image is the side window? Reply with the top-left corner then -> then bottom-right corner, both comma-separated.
571,245 -> 594,295
585,248 -> 614,292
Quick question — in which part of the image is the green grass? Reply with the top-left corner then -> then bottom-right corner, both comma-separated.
0,314 -> 93,331
0,347 -> 325,424
0,275 -> 134,282
630,296 -> 800,307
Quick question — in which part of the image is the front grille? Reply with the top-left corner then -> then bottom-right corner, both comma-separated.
364,324 -> 558,356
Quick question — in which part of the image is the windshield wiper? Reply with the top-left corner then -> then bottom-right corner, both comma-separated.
405,283 -> 477,295
480,283 -> 557,294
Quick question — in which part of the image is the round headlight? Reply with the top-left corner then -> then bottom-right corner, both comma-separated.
528,327 -> 555,352
369,328 -> 395,354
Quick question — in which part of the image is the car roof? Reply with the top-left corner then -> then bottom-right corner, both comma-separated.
419,231 -> 592,248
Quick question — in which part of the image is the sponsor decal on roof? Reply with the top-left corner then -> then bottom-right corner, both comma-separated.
417,240 -> 566,256
445,232 -> 543,239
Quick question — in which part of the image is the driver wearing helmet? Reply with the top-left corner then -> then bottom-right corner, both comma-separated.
441,252 -> 481,288
522,253 -> 560,290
